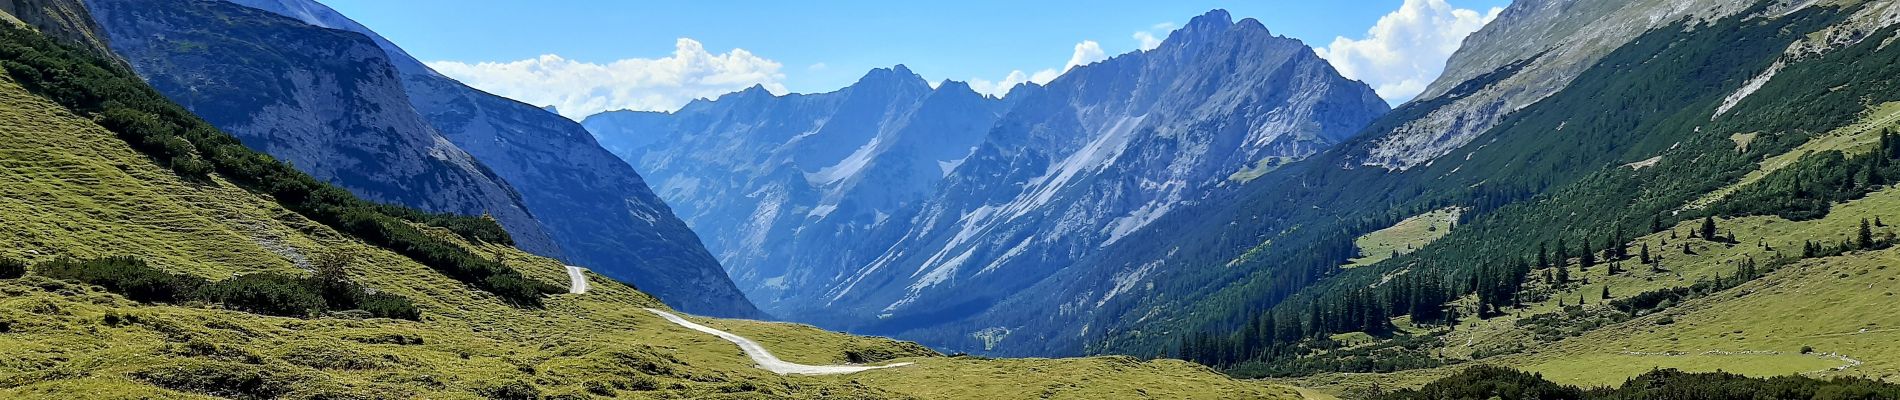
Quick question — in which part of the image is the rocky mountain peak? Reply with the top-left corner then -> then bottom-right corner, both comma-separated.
854,64 -> 931,93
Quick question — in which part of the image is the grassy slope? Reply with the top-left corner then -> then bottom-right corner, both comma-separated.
1343,208 -> 1463,269
1274,103 -> 1900,396
0,75 -> 1296,399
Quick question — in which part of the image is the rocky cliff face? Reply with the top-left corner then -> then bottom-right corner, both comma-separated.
813,10 -> 1387,339
83,0 -> 565,260
584,66 -> 1007,313
127,0 -> 762,318
1357,0 -> 1780,170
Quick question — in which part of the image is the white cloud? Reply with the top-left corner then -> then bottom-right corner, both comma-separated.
808,62 -> 829,71
1133,22 -> 1176,51
968,40 -> 1109,98
1064,40 -> 1107,70
1314,0 -> 1502,103
426,38 -> 786,119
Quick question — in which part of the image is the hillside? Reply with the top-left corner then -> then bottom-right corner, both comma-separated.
218,0 -> 764,319
0,16 -> 1297,400
1124,0 -> 1900,396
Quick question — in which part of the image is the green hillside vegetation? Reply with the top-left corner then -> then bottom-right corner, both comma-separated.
1372,365 -> 1900,400
0,19 -> 1297,399
1344,208 -> 1462,268
1160,1 -> 1900,372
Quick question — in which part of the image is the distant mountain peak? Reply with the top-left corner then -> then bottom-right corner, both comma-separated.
1183,9 -> 1235,33
935,79 -> 976,94
855,64 -> 931,91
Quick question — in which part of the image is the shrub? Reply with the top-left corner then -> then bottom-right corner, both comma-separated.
197,273 -> 327,317
34,257 -> 420,320
34,256 -> 206,302
0,257 -> 24,279
477,381 -> 542,400
132,361 -> 293,400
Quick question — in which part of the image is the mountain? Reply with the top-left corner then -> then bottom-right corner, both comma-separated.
86,0 -> 762,318
1081,0 -> 1900,395
587,9 -> 1389,352
1359,0 -> 1772,170
79,0 -> 564,260
827,10 -> 1387,350
0,12 -> 1297,398
583,67 -> 1011,311
221,0 -> 761,318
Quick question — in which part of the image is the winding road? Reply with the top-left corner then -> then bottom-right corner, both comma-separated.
562,265 -> 910,375
642,308 -> 914,375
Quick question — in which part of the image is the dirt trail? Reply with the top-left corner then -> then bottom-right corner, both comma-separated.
642,308 -> 914,375
565,265 -> 589,294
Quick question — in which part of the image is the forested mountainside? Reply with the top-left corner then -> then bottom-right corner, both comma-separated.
0,4 -> 1296,398
85,0 -> 761,318
586,10 -> 1390,352
584,66 -> 1009,312
1059,0 -> 1900,396
78,0 -> 563,260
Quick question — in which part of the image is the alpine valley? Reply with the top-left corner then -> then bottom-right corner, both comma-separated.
1,0 -> 1900,399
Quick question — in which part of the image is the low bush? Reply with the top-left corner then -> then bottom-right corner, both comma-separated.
0,257 -> 24,279
34,256 -> 206,302
35,256 -> 420,320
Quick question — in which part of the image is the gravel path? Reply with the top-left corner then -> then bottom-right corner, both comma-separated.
642,308 -> 914,375
565,265 -> 589,294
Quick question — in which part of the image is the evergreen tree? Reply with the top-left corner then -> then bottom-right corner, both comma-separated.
1860,218 -> 1876,250
1639,243 -> 1652,264
1555,263 -> 1570,284
1580,243 -> 1597,270
1701,217 -> 1718,240
1601,285 -> 1612,300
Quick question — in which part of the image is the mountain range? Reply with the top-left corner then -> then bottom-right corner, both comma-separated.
585,9 -> 1390,352
7,0 -> 1900,397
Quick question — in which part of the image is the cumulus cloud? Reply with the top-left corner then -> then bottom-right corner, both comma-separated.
1133,22 -> 1176,51
969,40 -> 1110,98
1314,0 -> 1502,103
426,38 -> 786,119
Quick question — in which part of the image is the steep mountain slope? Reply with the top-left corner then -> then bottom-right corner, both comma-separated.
79,0 -> 564,261
583,68 -> 1009,311
1104,0 -> 1900,392
0,0 -> 110,60
1365,0 -> 1786,170
0,15 -> 1301,399
815,10 -> 1387,346
89,0 -> 761,318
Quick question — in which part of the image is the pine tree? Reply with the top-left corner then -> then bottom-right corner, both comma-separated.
1640,243 -> 1652,264
1580,243 -> 1597,270
1537,243 -> 1550,268
1701,217 -> 1718,240
1860,218 -> 1876,250
1601,285 -> 1612,300
1555,263 -> 1570,284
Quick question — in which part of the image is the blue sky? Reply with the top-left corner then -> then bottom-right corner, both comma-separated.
322,0 -> 1511,118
